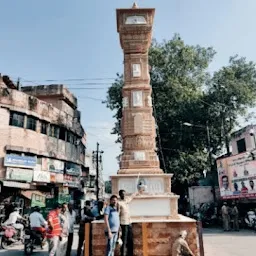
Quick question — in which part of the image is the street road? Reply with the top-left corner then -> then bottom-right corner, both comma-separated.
0,232 -> 79,256
204,228 -> 256,256
0,228 -> 255,255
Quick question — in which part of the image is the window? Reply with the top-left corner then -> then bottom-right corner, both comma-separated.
26,116 -> 37,131
67,132 -> 74,144
59,127 -> 66,141
237,138 -> 246,153
41,121 -> 48,135
9,112 -> 25,128
49,125 -> 59,138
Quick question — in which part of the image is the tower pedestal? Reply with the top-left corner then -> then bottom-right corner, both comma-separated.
111,173 -> 179,219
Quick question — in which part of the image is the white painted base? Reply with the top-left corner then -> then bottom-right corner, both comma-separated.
130,197 -> 171,217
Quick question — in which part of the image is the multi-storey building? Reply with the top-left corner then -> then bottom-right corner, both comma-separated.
0,74 -> 86,205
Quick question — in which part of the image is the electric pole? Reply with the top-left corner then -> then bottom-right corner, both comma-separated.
93,142 -> 104,201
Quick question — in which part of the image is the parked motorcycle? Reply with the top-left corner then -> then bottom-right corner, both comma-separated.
24,228 -> 44,255
244,210 -> 256,230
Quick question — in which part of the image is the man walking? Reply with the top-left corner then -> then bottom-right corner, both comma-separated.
104,195 -> 120,256
231,202 -> 239,231
66,202 -> 76,256
47,203 -> 62,256
57,203 -> 69,256
77,201 -> 95,256
221,202 -> 229,231
118,190 -> 137,256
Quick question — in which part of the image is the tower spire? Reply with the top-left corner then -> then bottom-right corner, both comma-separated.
132,2 -> 138,9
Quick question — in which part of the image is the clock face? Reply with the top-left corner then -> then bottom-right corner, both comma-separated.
125,15 -> 147,25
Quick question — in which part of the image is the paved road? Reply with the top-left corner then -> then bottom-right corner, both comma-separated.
0,232 -> 79,256
203,228 -> 256,256
1,228 -> 255,255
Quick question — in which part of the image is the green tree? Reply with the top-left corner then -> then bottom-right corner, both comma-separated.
105,35 -> 256,196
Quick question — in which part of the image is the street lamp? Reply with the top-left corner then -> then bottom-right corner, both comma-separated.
183,122 -> 216,202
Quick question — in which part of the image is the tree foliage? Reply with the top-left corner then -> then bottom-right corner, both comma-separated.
104,34 -> 256,196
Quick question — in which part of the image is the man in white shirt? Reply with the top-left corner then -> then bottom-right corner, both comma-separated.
4,208 -> 25,238
118,190 -> 139,256
29,206 -> 47,241
65,202 -> 76,256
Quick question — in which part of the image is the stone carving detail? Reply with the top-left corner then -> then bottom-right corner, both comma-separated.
134,151 -> 145,161
132,91 -> 143,107
118,179 -> 136,193
132,64 -> 141,77
134,113 -> 143,134
147,95 -> 152,107
122,97 -> 129,109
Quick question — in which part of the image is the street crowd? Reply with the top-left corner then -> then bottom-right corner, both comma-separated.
1,189 -> 196,256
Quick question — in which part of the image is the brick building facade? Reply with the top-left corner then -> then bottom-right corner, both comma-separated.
0,74 -> 86,206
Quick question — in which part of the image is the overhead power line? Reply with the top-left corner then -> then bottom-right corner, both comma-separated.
21,77 -> 116,83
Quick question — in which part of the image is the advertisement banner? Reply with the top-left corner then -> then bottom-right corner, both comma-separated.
42,158 -> 64,173
217,152 -> 256,199
31,193 -> 46,208
6,167 -> 33,182
33,171 -> 50,183
4,155 -> 37,169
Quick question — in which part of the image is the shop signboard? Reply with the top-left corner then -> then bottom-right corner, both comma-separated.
217,152 -> 256,199
65,162 -> 81,176
58,193 -> 71,204
63,174 -> 80,187
6,167 -> 33,182
31,193 -> 46,208
49,173 -> 64,183
33,171 -> 50,183
3,181 -> 30,189
42,158 -> 64,173
4,155 -> 37,169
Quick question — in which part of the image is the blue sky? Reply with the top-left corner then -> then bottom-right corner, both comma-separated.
1,0 -> 256,180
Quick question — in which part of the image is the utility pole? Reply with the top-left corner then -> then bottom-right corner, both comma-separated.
93,143 -> 104,201
206,121 -> 216,202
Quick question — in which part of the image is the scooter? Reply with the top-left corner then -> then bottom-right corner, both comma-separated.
0,224 -> 21,249
0,218 -> 28,249
244,210 -> 256,230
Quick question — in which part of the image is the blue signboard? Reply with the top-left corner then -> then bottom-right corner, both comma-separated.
4,155 -> 37,169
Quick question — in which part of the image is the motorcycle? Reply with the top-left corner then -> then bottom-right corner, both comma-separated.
0,219 -> 28,249
244,210 -> 256,230
24,228 -> 45,255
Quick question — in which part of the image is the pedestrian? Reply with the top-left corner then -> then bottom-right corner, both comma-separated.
231,202 -> 239,231
104,195 -> 120,256
118,190 -> 138,256
47,203 -> 62,256
65,202 -> 76,256
221,202 -> 229,231
56,203 -> 69,256
77,201 -> 95,256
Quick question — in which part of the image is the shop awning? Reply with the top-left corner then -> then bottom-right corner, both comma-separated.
21,190 -> 45,200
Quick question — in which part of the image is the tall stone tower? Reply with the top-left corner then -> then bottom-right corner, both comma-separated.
112,3 -> 179,219
117,3 -> 162,175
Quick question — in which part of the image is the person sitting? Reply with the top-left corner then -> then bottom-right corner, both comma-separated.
29,206 -> 47,244
3,207 -> 26,239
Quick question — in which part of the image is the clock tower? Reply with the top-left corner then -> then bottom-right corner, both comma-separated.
116,3 -> 161,175
111,3 -> 179,220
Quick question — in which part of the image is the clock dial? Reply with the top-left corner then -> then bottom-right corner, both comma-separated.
125,15 -> 147,25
